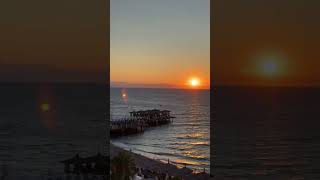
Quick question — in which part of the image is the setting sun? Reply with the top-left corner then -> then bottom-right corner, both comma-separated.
189,78 -> 200,87
260,59 -> 279,77
255,54 -> 288,80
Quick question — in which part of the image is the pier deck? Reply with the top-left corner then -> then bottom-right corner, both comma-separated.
111,109 -> 175,137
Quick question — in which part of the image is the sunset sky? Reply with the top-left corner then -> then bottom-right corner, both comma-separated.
213,0 -> 320,87
3,1 -> 318,87
111,0 -> 210,89
0,0 -> 108,82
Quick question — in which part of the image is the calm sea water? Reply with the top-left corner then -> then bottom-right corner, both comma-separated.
0,84 -> 107,178
214,86 -> 320,179
5,84 -> 317,178
110,88 -> 210,172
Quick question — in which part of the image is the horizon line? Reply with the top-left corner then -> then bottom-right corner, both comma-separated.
110,86 -> 210,90
1,82 -> 319,89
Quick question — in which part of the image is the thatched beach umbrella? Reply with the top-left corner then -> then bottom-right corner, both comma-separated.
60,154 -> 82,164
60,154 -> 84,173
169,167 -> 193,178
85,153 -> 107,174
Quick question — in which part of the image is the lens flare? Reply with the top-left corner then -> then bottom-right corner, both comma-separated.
121,89 -> 128,102
41,103 -> 50,112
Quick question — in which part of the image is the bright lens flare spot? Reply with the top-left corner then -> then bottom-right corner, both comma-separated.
121,89 -> 129,102
189,78 -> 200,87
41,103 -> 50,112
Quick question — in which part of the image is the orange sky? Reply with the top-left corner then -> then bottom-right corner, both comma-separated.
0,0 -> 108,83
213,0 -> 320,87
111,0 -> 210,89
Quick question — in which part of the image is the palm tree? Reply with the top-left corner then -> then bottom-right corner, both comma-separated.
111,151 -> 136,180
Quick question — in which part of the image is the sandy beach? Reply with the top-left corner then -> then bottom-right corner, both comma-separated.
110,143 -> 212,180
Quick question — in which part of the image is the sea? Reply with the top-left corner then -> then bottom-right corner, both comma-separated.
214,86 -> 320,179
110,87 -> 210,172
0,83 -> 107,178
3,84 -> 318,179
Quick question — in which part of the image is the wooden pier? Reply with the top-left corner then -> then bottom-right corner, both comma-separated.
111,109 -> 175,137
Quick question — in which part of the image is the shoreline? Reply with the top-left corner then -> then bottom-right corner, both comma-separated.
110,143 -> 212,180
